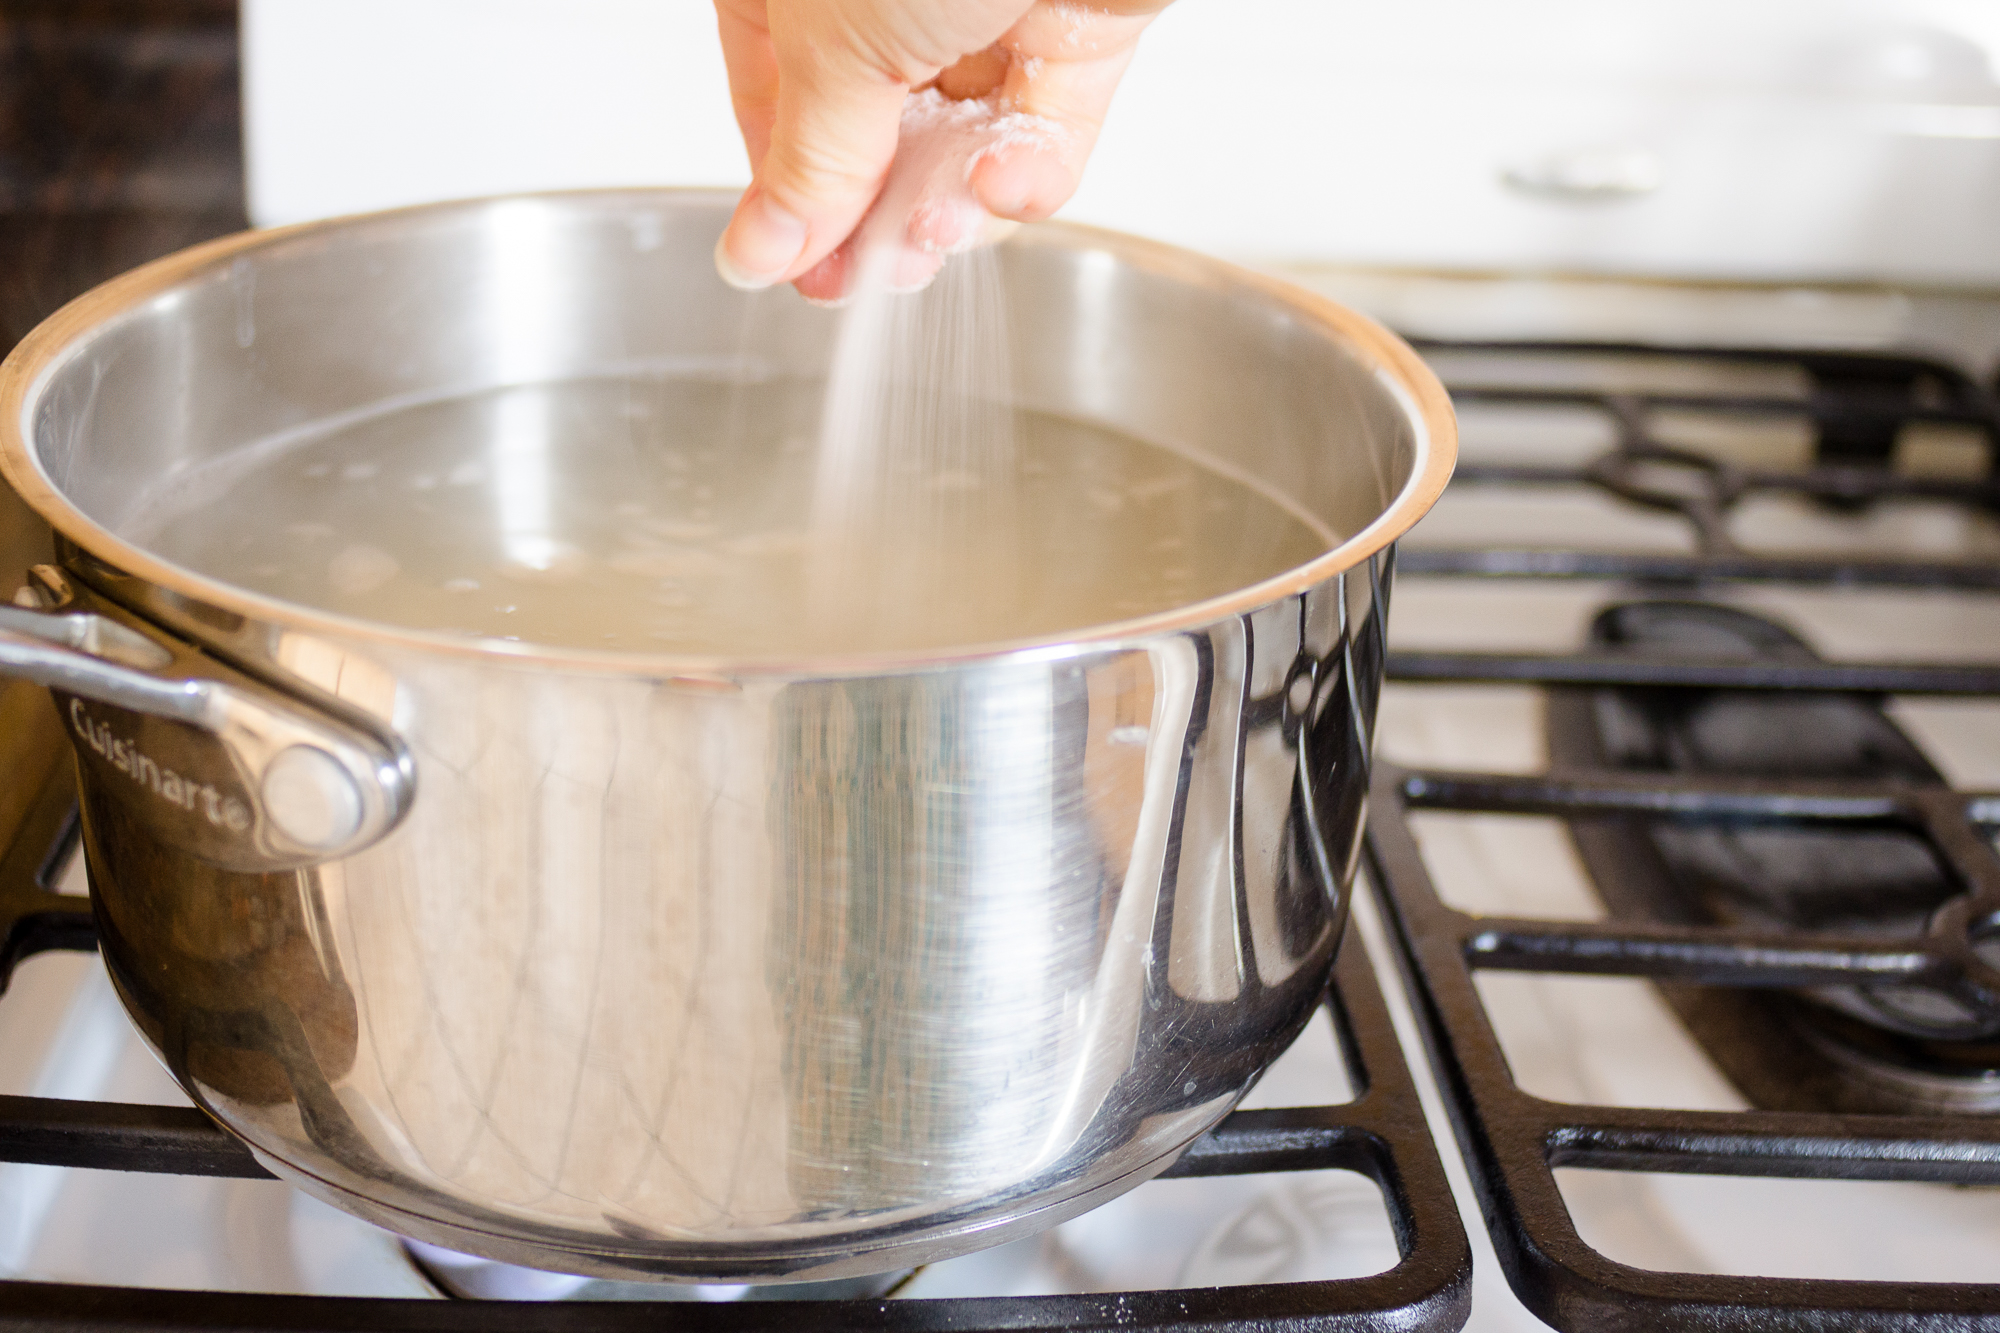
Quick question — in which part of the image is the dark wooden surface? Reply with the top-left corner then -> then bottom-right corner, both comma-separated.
0,0 -> 246,877
0,0 -> 247,351
0,0 -> 246,567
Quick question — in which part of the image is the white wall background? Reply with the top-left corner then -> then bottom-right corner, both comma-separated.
244,0 -> 2000,284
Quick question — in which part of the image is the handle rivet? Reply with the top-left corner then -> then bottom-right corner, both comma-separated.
263,745 -> 363,851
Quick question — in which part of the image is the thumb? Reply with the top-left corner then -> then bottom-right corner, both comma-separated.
714,26 -> 911,289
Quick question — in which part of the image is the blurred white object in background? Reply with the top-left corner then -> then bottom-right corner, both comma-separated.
242,1 -> 746,222
243,0 -> 2000,283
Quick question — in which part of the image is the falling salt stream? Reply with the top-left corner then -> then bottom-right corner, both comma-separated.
122,94 -> 1341,658
804,93 -> 1044,647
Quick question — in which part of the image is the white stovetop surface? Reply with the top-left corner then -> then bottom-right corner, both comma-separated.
0,269 -> 1996,1323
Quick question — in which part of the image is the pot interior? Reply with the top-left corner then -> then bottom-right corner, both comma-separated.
15,193 -> 1433,659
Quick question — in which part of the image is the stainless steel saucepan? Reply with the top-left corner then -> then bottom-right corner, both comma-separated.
0,191 -> 1454,1281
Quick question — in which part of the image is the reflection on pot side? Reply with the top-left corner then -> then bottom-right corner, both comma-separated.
86,562 -> 1383,1280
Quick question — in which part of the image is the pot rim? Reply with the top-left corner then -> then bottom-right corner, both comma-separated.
0,187 -> 1456,680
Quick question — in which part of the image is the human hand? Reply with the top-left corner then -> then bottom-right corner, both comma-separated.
711,0 -> 1170,297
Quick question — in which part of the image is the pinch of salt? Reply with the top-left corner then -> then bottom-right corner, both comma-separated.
863,89 -> 1068,261
1049,2 -> 1088,48
963,111 -> 1069,184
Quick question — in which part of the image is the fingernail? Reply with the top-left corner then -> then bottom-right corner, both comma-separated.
715,195 -> 809,291
972,157 -> 1032,219
973,149 -> 1066,222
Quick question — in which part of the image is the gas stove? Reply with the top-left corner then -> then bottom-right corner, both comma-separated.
0,286 -> 1996,1330
5,7 -> 2000,1327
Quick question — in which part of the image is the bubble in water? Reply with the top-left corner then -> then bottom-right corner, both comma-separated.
497,541 -> 588,584
442,577 -> 480,593
328,544 -> 399,595
341,461 -> 380,482
447,462 -> 486,486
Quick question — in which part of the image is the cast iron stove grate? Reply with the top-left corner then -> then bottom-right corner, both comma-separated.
1367,757 -> 2000,1332
0,747 -> 1472,1332
1395,339 -> 2000,594
1371,339 -> 2000,1330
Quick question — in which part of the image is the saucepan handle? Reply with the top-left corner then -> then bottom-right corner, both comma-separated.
0,566 -> 413,872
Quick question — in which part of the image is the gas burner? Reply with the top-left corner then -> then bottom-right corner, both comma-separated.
401,1240 -> 914,1302
0,874 -> 1470,1329
397,1161 -> 1406,1303
1547,600 -> 2000,1114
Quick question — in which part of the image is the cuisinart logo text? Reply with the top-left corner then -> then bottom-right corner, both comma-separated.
70,699 -> 251,833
